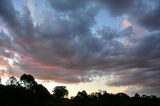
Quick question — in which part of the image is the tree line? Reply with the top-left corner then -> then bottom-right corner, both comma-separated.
0,74 -> 159,106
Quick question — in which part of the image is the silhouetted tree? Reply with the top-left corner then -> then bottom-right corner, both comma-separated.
74,90 -> 89,105
31,84 -> 50,100
52,86 -> 68,99
6,76 -> 19,87
150,95 -> 157,99
116,92 -> 129,97
20,74 -> 37,89
0,74 -> 160,106
77,90 -> 88,98
135,93 -> 140,98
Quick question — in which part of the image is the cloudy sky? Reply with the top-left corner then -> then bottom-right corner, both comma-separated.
0,0 -> 160,96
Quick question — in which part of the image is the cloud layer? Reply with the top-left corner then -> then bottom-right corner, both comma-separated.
0,0 -> 160,95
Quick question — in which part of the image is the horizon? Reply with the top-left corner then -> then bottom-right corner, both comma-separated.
0,0 -> 160,97
0,74 -> 129,97
0,74 -> 159,98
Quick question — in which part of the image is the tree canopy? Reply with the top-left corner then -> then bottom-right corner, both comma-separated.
0,74 -> 159,106
52,86 -> 69,99
20,74 -> 37,89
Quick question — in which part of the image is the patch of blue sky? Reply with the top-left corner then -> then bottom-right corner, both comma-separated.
91,9 -> 124,40
12,0 -> 49,12
95,9 -> 124,30
91,9 -> 124,39
12,0 -> 27,11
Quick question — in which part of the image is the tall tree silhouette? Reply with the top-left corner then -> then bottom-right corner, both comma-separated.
52,86 -> 68,99
20,74 -> 37,89
74,90 -> 89,105
135,93 -> 140,98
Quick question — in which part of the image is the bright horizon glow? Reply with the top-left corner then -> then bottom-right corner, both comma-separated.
0,76 -> 129,97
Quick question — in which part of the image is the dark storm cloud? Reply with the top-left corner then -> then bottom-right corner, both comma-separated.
0,0 -> 160,95
47,0 -> 91,12
0,0 -> 100,83
138,7 -> 160,31
107,32 -> 160,95
0,0 -> 34,52
0,0 -> 18,28
98,0 -> 134,16
98,0 -> 160,31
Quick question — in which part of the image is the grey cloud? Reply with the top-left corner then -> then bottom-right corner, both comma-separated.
0,0 -> 18,28
135,31 -> 160,59
138,8 -> 160,31
0,0 -> 35,55
0,0 -> 160,96
97,0 -> 160,31
107,32 -> 160,95
47,0 -> 90,12
0,0 -> 100,83
97,26 -> 118,40
0,31 -> 13,49
98,0 -> 134,16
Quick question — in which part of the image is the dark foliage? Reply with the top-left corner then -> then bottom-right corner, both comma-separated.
0,74 -> 159,106
20,74 -> 37,89
52,86 -> 68,99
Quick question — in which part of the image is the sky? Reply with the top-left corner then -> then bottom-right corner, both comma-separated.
0,0 -> 160,97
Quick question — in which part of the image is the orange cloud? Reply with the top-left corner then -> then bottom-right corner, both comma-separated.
122,19 -> 132,28
20,54 -> 65,70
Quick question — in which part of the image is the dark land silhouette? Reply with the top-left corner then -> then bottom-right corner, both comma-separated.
0,74 -> 159,106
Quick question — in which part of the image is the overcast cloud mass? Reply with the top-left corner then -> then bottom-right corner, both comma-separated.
0,0 -> 160,96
